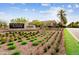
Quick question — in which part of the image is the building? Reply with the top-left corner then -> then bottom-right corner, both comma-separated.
42,20 -> 57,28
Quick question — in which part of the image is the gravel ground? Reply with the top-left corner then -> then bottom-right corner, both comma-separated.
67,28 -> 79,39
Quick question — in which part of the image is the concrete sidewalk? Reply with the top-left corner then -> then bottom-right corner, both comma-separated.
66,28 -> 79,42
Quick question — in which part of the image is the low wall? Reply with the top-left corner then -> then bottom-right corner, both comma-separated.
0,28 -> 40,33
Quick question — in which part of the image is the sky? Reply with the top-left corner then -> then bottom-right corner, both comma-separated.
0,3 -> 79,24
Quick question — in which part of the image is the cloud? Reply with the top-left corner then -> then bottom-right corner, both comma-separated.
41,3 -> 51,7
0,12 -> 5,15
68,5 -> 72,8
67,9 -> 74,13
62,5 -> 65,7
32,9 -> 36,11
10,3 -> 16,5
10,7 -> 20,10
75,4 -> 79,8
31,9 -> 37,13
39,6 -> 74,22
24,8 -> 28,11
21,3 -> 26,5
0,4 -> 77,23
39,10 -> 49,13
0,11 -> 11,23
67,14 -> 79,24
39,7 -> 64,20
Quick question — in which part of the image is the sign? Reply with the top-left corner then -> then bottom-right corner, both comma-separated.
9,23 -> 24,29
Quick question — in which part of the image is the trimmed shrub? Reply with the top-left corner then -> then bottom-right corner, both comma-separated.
30,39 -> 34,42
12,51 -> 20,55
21,41 -> 27,45
7,42 -> 14,46
1,37 -> 6,43
31,36 -> 35,39
8,45 -> 16,50
34,38 -> 37,40
32,41 -> 39,46
38,40 -> 42,43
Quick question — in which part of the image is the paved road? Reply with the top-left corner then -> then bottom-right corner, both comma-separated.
67,28 -> 79,40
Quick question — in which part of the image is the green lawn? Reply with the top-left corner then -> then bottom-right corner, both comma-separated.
64,29 -> 79,55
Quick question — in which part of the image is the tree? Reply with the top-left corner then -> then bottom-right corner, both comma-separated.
31,20 -> 43,27
10,17 -> 28,23
57,9 -> 67,27
0,21 -> 7,29
68,22 -> 79,28
75,21 -> 79,24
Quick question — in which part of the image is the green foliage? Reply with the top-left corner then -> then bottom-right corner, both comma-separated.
0,21 -> 7,28
34,38 -> 37,40
32,41 -> 39,46
12,51 -> 20,55
11,17 -> 28,23
7,42 -> 14,46
64,29 -> 79,54
38,40 -> 42,43
1,37 -> 6,44
21,41 -> 27,45
31,20 -> 43,27
68,21 -> 79,28
8,45 -> 16,50
57,9 -> 67,26
30,39 -> 34,42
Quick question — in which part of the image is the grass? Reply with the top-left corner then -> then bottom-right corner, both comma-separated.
64,29 -> 79,55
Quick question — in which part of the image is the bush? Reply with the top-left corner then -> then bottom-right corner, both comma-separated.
0,42 -> 5,44
31,36 -> 35,39
38,40 -> 42,43
7,42 -> 14,46
21,41 -> 27,45
30,39 -> 34,42
8,45 -> 16,50
32,41 -> 39,46
12,51 -> 20,55
9,38 -> 14,42
1,37 -> 6,43
34,38 -> 37,40
27,37 -> 31,40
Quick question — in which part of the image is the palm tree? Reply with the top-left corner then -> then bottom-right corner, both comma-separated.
57,9 -> 67,27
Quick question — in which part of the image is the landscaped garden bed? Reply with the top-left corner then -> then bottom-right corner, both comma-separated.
0,28 -> 65,55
